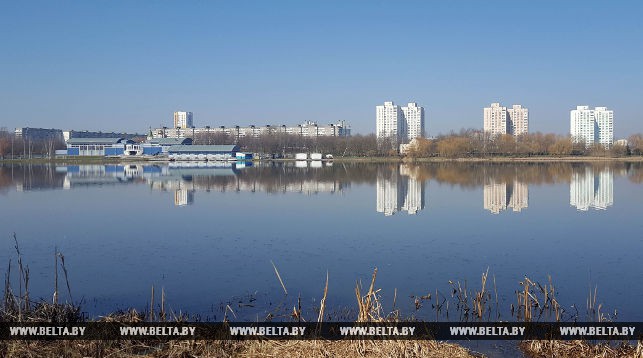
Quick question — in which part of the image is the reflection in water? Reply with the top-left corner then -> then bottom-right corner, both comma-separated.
483,176 -> 529,214
376,164 -> 425,216
40,162 -> 347,206
570,167 -> 614,211
0,160 -> 642,328
59,165 -> 146,189
174,189 -> 195,206
1,162 -> 638,211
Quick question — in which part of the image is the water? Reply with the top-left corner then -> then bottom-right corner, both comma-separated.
0,161 -> 642,326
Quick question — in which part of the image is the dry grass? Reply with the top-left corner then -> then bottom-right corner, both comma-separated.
2,251 -> 640,358
520,339 -> 643,358
238,339 -> 478,358
0,339 -> 480,358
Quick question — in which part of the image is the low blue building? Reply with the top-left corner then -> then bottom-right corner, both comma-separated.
144,138 -> 193,155
66,138 -> 134,156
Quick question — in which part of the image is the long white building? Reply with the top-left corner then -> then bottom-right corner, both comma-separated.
151,120 -> 350,139
570,106 -> 613,148
483,102 -> 529,136
376,101 -> 425,145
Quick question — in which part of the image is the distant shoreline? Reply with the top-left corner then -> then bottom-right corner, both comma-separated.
1,155 -> 642,165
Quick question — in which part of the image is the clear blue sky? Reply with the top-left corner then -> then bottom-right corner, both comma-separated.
1,0 -> 642,137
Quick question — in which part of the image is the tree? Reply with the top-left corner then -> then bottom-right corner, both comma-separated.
0,130 -> 11,158
610,143 -> 628,157
547,137 -> 573,156
406,138 -> 435,158
628,134 -> 643,155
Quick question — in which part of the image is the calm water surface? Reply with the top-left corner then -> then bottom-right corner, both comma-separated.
0,161 -> 642,325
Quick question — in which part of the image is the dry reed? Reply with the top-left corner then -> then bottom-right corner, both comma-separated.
2,244 -> 639,358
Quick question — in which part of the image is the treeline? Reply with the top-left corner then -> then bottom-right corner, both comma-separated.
406,131 -> 643,158
195,130 -> 643,158
0,130 -> 66,159
194,132 -> 385,157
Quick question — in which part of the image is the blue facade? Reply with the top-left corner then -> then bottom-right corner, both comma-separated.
143,146 -> 163,155
105,147 -> 124,156
66,138 -> 133,156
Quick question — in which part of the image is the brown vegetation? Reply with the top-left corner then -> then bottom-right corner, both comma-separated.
520,340 -> 642,358
0,338 -> 479,358
629,134 -> 643,156
406,131 -> 643,158
191,129 -> 643,159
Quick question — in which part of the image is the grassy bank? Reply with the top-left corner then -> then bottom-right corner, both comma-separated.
0,156 -> 124,165
0,338 -> 478,358
403,155 -> 643,163
2,155 -> 643,166
329,155 -> 643,163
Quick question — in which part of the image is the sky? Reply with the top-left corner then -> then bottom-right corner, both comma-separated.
1,0 -> 642,137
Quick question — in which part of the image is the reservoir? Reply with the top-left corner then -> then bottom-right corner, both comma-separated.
0,161 -> 641,324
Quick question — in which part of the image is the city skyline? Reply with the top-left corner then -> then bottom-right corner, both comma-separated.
12,103 -> 632,142
1,1 -> 642,137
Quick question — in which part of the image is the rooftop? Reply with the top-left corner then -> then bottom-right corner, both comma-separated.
66,138 -> 131,145
147,137 -> 193,145
167,145 -> 239,153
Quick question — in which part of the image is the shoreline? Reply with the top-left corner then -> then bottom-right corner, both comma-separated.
1,155 -> 642,165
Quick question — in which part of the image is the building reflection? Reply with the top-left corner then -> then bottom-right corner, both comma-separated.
174,188 -> 195,206
483,175 -> 529,214
376,164 -> 425,216
48,162 -> 347,206
570,167 -> 614,211
2,162 -> 627,212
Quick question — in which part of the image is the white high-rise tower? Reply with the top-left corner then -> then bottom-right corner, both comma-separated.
376,101 -> 405,143
376,101 -> 425,146
402,102 -> 425,140
174,111 -> 194,129
570,106 -> 613,148
507,104 -> 529,136
484,102 -> 529,136
484,103 -> 507,136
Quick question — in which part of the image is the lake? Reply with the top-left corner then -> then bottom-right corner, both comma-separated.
0,161 -> 641,324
